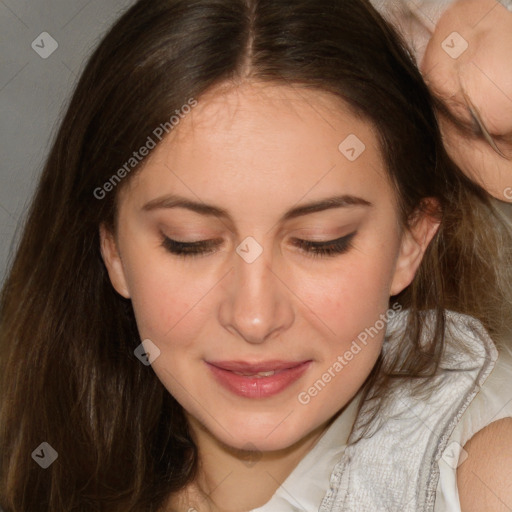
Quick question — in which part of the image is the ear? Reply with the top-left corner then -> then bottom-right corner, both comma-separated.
390,198 -> 441,296
99,223 -> 131,299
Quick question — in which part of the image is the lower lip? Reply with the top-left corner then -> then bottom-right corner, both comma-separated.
205,361 -> 312,398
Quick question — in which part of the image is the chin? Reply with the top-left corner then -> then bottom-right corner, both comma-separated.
212,414 -> 317,453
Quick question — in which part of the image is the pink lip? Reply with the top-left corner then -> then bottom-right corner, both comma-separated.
205,360 -> 312,399
207,359 -> 309,372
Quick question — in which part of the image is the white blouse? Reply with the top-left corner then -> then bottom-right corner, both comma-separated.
250,388 -> 364,511
250,309 -> 512,511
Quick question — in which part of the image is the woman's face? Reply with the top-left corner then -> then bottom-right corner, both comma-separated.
100,81 -> 438,452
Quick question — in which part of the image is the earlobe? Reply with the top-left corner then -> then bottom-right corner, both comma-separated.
390,199 -> 441,296
99,223 -> 131,299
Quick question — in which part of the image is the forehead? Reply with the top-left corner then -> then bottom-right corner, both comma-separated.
119,81 -> 392,220
167,81 -> 366,147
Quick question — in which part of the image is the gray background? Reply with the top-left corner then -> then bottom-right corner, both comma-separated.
1,1 -> 512,288
0,3 -> 511,509
0,0 -> 134,287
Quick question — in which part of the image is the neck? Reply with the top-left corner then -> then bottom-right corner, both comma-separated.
165,414 -> 337,512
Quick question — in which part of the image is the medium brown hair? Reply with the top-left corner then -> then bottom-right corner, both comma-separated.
1,0 -> 512,510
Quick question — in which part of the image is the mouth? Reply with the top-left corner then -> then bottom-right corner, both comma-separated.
205,359 -> 312,398
207,359 -> 310,373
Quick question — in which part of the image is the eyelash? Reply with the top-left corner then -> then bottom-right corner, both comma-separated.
160,232 -> 357,259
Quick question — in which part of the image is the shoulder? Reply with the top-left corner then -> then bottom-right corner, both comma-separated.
457,417 -> 512,511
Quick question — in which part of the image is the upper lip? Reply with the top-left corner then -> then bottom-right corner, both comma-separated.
207,360 -> 311,372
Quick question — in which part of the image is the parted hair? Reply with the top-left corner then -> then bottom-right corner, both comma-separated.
1,0 -> 512,510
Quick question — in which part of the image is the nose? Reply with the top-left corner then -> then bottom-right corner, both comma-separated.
218,242 -> 294,344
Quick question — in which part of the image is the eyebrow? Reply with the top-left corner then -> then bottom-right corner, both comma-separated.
142,193 -> 373,222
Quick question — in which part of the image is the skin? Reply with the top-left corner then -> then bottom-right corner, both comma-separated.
420,0 -> 512,202
457,417 -> 512,511
419,7 -> 512,506
100,81 -> 440,511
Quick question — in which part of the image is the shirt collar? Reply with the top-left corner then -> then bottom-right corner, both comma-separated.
250,389 -> 364,511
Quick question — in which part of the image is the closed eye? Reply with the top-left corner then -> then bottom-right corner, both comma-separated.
160,232 -> 357,259
291,232 -> 356,258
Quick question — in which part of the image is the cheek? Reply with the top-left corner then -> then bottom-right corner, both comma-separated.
123,251 -> 206,345
304,264 -> 393,397
291,249 -> 397,411
298,237 -> 399,327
